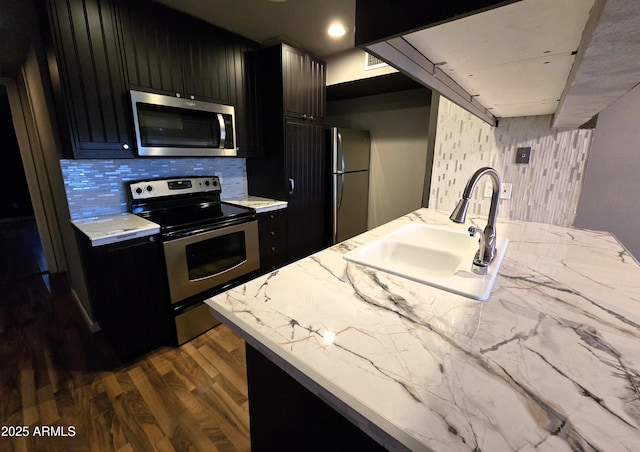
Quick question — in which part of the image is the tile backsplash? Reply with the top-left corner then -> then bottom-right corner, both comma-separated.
429,97 -> 594,227
61,158 -> 248,220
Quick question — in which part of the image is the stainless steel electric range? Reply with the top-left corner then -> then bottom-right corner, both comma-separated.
128,176 -> 260,344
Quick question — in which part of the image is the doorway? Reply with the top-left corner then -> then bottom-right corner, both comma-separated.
0,83 -> 47,282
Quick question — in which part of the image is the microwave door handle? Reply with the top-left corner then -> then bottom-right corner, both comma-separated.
217,113 -> 226,148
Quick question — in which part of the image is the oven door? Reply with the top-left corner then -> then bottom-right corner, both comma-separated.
163,220 -> 260,303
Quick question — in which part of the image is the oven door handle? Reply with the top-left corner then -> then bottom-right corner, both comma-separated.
288,177 -> 295,195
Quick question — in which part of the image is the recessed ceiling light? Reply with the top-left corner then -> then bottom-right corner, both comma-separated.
328,23 -> 347,38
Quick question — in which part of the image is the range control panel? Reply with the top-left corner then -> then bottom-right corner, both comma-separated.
129,176 -> 221,200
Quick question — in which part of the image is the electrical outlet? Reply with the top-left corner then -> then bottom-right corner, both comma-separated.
484,182 -> 512,199
501,183 -> 513,200
483,182 -> 493,198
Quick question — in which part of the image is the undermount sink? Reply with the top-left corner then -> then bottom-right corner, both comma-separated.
343,223 -> 509,301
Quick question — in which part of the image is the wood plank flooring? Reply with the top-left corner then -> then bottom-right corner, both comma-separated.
0,219 -> 251,451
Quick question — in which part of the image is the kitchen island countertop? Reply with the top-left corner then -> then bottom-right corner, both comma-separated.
205,208 -> 640,451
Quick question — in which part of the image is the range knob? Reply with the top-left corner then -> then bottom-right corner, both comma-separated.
146,185 -> 154,192
204,180 -> 211,187
135,187 -> 143,195
212,179 -> 218,187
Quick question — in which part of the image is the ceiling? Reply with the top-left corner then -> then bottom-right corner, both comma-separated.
403,0 -> 594,118
153,0 -> 356,57
154,0 -> 640,128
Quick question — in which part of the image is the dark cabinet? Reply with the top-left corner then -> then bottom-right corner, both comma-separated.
284,119 -> 326,260
118,0 -> 184,98
247,44 -> 327,262
42,0 -> 262,157
257,209 -> 288,273
75,232 -> 173,361
228,45 -> 264,156
43,0 -> 134,158
282,45 -> 326,121
119,1 -> 230,104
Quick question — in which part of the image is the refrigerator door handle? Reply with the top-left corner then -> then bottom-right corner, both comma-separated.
338,132 -> 345,173
288,178 -> 295,195
333,173 -> 345,244
338,173 -> 345,211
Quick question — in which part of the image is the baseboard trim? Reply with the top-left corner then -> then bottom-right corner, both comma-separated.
70,288 -> 101,333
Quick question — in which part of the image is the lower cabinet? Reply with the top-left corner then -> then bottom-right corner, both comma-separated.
245,345 -> 387,450
75,232 -> 173,361
257,209 -> 288,273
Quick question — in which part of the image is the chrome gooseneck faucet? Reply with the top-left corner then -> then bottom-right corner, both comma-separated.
450,167 -> 501,275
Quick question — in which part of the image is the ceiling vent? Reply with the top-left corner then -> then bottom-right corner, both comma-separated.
365,52 -> 388,70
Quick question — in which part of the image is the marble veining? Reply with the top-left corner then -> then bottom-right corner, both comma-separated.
224,196 -> 287,213
205,208 -> 640,451
71,213 -> 159,246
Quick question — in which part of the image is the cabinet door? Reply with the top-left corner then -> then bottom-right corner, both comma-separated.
181,21 -> 230,103
307,55 -> 326,121
230,45 -> 263,156
46,0 -> 133,157
282,45 -> 308,119
78,233 -> 172,361
285,119 -> 327,261
282,45 -> 326,121
119,0 -> 184,96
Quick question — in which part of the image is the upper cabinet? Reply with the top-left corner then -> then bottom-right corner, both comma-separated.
44,0 -> 134,158
119,1 -> 231,104
41,0 -> 262,158
282,45 -> 326,121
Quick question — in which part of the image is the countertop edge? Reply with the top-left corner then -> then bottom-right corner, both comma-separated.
206,302 -> 419,452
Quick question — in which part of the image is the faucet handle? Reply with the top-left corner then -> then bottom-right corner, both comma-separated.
468,226 -> 481,236
468,226 -> 489,275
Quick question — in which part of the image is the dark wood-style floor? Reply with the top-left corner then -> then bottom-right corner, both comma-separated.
0,218 -> 251,451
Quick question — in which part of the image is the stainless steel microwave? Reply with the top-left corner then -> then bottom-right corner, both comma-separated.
130,90 -> 237,157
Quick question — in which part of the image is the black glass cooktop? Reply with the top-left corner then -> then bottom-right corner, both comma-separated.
136,201 -> 254,236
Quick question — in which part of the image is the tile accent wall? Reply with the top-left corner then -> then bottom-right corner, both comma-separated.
61,158 -> 248,220
429,97 -> 594,227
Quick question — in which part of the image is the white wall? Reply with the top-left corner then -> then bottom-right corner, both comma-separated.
326,49 -> 398,86
575,84 -> 640,260
429,97 -> 594,227
327,89 -> 431,229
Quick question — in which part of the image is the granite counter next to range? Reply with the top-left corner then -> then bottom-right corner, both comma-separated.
205,208 -> 640,451
71,213 -> 160,246
224,195 -> 287,213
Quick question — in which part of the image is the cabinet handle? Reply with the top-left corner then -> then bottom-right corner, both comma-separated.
271,246 -> 276,252
288,178 -> 295,195
189,95 -> 195,100
122,144 -> 130,150
175,92 -> 182,98
302,114 -> 307,120
309,115 -> 314,121
270,231 -> 275,236
270,214 -> 275,219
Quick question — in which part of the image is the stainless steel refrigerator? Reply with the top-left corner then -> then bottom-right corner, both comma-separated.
328,127 -> 371,244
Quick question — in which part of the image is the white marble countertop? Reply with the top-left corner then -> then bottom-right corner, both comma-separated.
205,208 -> 640,451
223,195 -> 287,213
71,213 -> 160,246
